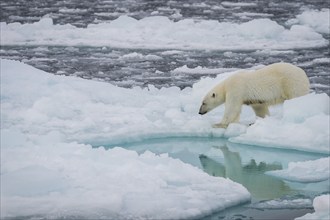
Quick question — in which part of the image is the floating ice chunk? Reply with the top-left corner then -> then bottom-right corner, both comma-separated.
267,157 -> 330,183
296,195 -> 330,220
172,65 -> 237,75
235,12 -> 274,18
59,8 -> 88,14
288,9 -> 330,34
121,52 -> 162,60
238,19 -> 284,38
249,198 -> 312,209
160,50 -> 184,55
221,2 -> 257,7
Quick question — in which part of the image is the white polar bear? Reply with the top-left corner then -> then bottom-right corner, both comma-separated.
199,62 -> 310,128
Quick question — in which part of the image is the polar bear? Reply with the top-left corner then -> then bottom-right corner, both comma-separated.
199,63 -> 310,128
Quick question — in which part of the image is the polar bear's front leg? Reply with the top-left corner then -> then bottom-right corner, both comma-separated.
251,104 -> 269,118
213,99 -> 242,128
212,123 -> 228,128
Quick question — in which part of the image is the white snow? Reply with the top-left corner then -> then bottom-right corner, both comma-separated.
267,157 -> 330,183
1,59 -> 330,218
287,9 -> 330,34
296,195 -> 330,220
230,93 -> 330,154
0,15 -> 327,50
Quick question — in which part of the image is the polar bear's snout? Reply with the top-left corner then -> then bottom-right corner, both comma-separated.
199,103 -> 208,115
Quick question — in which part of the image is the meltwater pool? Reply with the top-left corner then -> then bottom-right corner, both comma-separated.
102,137 -> 329,220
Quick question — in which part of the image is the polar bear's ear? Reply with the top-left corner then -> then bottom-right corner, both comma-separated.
212,93 -> 216,98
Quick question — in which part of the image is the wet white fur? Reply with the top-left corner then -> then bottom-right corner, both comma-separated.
199,63 -> 310,128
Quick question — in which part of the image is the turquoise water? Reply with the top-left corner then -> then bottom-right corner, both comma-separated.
101,137 -> 329,219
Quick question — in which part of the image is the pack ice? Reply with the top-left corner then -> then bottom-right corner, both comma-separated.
1,59 -> 329,219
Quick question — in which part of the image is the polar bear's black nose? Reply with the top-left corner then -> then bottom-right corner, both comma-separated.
199,107 -> 207,115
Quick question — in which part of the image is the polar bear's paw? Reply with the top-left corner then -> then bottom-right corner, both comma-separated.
212,123 -> 228,129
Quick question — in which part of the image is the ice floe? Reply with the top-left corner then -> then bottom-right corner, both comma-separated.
1,15 -> 327,50
267,157 -> 330,183
287,8 -> 330,34
1,135 -> 250,219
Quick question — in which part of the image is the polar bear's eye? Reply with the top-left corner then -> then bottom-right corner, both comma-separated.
212,93 -> 216,98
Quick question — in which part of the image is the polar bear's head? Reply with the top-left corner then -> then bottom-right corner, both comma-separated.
199,84 -> 225,115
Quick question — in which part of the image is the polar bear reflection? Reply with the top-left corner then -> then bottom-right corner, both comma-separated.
200,145 -> 293,200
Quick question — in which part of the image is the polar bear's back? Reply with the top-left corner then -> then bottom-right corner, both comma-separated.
260,63 -> 310,99
234,62 -> 310,104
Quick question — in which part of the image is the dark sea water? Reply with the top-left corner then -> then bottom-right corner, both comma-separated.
1,0 -> 329,27
1,0 -> 329,94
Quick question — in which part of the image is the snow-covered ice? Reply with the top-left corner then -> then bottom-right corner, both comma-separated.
0,59 -> 251,219
296,195 -> 330,220
1,59 -> 330,218
287,8 -> 330,34
229,93 -> 330,154
1,14 -> 327,50
267,157 -> 330,183
1,59 -> 329,151
1,137 -> 250,219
